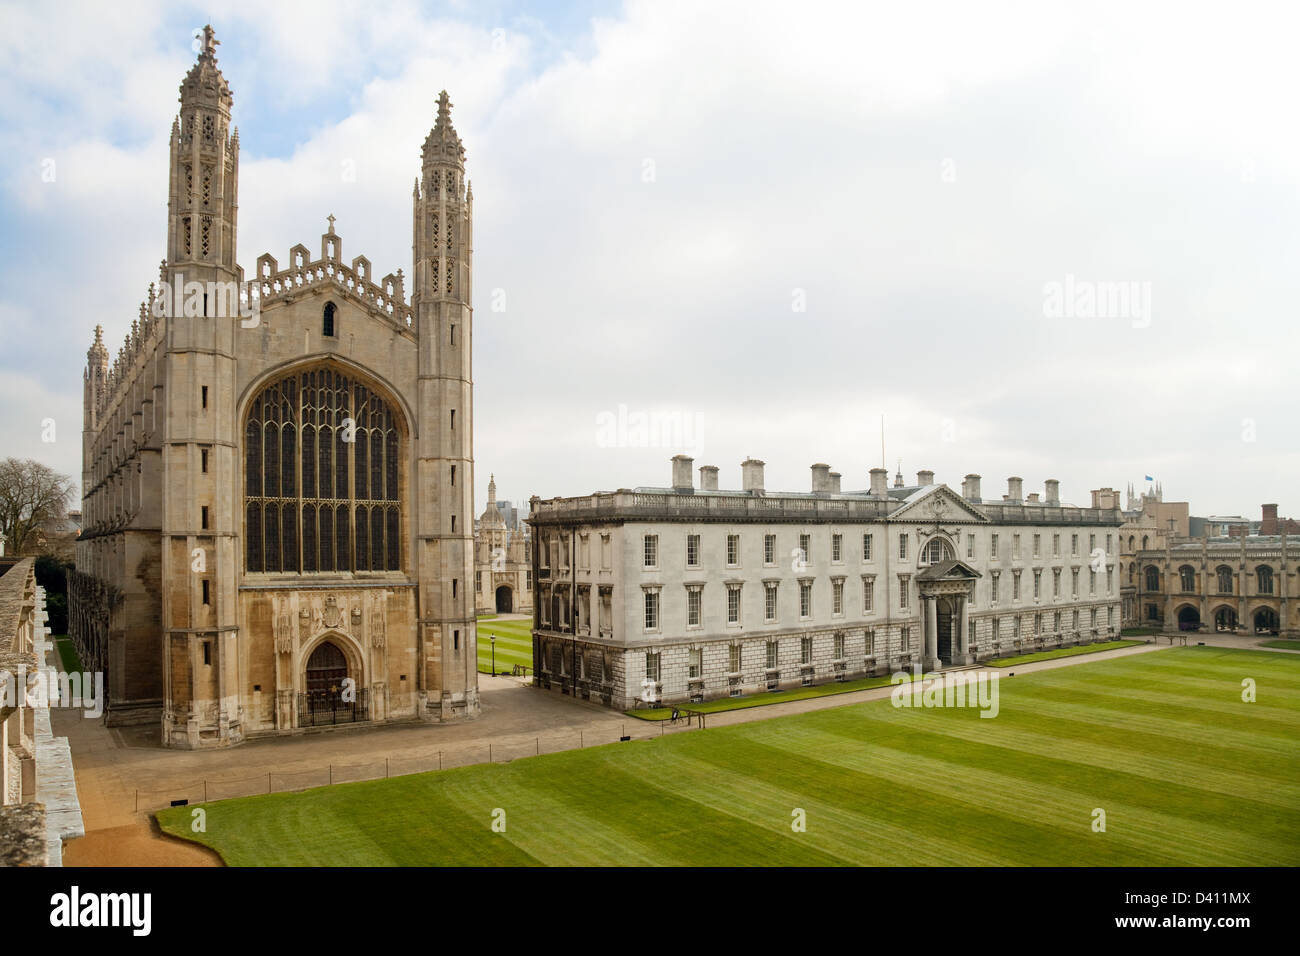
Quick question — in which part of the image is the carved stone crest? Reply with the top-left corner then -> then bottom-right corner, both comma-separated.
322,595 -> 344,630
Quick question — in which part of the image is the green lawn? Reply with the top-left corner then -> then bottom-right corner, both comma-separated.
50,634 -> 83,673
157,646 -> 1300,866
1259,639 -> 1300,651
985,639 -> 1143,668
476,618 -> 532,674
627,672 -> 919,720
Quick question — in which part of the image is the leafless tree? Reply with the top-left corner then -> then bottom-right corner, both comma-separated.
0,458 -> 75,555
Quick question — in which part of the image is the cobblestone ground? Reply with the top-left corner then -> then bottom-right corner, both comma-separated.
58,633 -> 1289,865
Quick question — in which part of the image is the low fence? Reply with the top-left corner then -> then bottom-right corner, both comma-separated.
133,720 -> 695,813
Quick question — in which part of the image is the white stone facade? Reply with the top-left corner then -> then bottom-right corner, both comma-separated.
529,459 -> 1123,710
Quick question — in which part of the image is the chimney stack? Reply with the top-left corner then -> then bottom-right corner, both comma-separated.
1006,476 -> 1023,504
699,465 -> 719,491
742,458 -> 765,495
962,474 -> 982,503
917,469 -> 934,487
869,468 -> 889,498
1262,503 -> 1279,535
671,454 -> 694,491
811,463 -> 832,494
1026,492 -> 1040,504
1045,479 -> 1060,506
829,471 -> 842,494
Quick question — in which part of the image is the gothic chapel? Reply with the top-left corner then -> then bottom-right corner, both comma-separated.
71,27 -> 480,747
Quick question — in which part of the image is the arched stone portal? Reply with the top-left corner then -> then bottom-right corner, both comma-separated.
1254,607 -> 1279,634
495,585 -> 513,614
300,638 -> 367,726
1214,606 -> 1238,632
1176,605 -> 1201,631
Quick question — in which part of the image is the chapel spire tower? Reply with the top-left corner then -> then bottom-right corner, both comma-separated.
413,90 -> 479,720
167,25 -> 239,278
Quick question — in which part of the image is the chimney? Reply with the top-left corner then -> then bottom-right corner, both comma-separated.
671,454 -> 694,491
1045,479 -> 1060,506
742,458 -> 765,495
1027,492 -> 1040,503
1262,503 -> 1279,535
698,465 -> 719,491
917,469 -> 934,487
1006,476 -> 1023,504
962,474 -> 981,503
1090,488 -> 1120,510
811,463 -> 832,494
829,471 -> 842,494
869,468 -> 889,498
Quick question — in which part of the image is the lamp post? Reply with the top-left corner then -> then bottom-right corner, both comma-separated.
490,634 -> 496,676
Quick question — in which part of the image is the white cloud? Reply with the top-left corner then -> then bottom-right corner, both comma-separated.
1,0 -> 1298,518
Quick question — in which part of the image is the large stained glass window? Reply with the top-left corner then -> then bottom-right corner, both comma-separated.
245,366 -> 402,573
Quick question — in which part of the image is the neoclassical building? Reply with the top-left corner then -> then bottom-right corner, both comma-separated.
528,456 -> 1124,710
474,475 -> 533,615
70,28 -> 480,747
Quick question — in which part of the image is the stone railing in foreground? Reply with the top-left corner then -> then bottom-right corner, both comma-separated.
0,558 -> 46,866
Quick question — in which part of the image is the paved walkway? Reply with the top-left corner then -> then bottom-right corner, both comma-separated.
58,633 -> 1295,865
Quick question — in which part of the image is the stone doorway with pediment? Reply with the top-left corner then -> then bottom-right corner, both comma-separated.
917,559 -> 982,669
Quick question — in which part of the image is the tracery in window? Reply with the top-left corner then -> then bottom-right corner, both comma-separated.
245,366 -> 402,573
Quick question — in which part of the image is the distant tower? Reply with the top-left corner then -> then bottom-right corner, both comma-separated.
894,460 -> 904,488
412,90 -> 478,719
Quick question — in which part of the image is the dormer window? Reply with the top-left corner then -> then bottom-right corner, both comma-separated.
323,302 -> 336,337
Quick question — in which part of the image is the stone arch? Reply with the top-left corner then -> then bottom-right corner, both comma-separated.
1174,603 -> 1201,631
495,584 -> 513,614
1248,604 -> 1280,634
300,629 -> 367,693
1210,603 -> 1238,632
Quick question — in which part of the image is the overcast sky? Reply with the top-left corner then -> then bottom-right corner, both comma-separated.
2,0 -> 1297,520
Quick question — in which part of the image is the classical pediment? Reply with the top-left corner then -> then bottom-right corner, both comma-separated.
888,484 -> 989,524
916,558 -> 983,581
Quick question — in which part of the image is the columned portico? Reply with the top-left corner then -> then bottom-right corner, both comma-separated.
925,595 -> 939,670
917,559 -> 981,669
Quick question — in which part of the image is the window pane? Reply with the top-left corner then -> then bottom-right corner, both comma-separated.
335,505 -> 349,571
245,420 -> 261,497
265,502 -> 280,572
319,504 -> 334,572
281,505 -> 298,572
246,502 -> 262,572
281,424 -> 296,496
303,505 -> 317,573
386,506 -> 400,570
355,507 -> 369,571
355,430 -> 369,499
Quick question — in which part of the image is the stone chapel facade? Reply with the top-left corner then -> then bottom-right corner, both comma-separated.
69,27 -> 480,747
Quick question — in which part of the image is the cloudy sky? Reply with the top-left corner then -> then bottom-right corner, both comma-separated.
2,0 -> 1296,519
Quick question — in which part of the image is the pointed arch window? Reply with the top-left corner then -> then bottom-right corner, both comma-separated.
244,367 -> 402,573
323,302 -> 337,337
